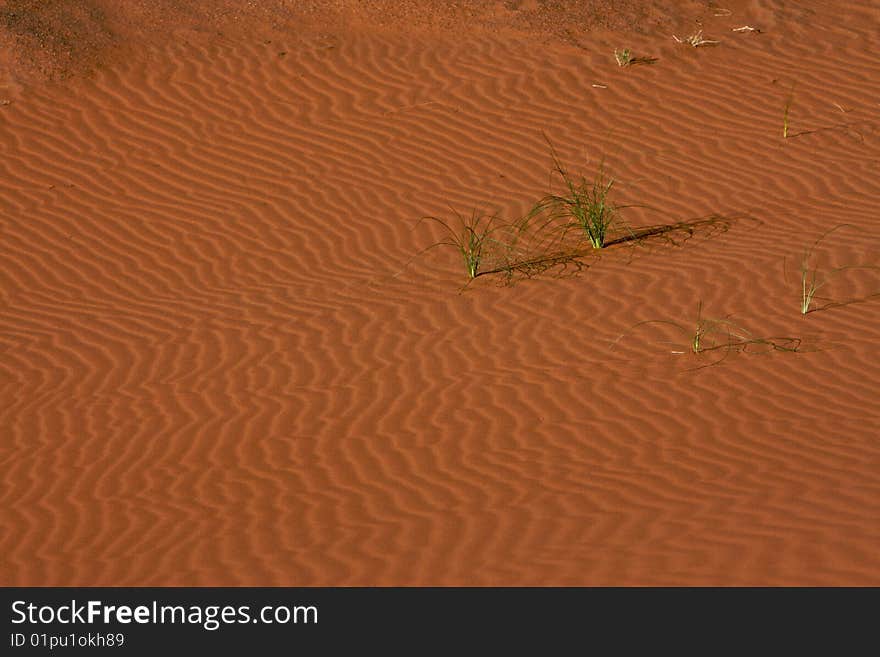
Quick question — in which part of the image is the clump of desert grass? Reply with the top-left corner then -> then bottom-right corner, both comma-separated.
415,205 -> 586,285
413,138 -> 738,286
529,139 -> 626,250
790,224 -> 880,315
612,301 -> 801,369
417,209 -> 508,280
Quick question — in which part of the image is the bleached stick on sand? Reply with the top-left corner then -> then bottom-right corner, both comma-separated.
673,30 -> 720,47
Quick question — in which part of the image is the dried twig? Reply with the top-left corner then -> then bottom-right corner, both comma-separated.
673,30 -> 720,47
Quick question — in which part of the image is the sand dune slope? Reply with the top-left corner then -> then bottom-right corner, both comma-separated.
2,0 -> 879,585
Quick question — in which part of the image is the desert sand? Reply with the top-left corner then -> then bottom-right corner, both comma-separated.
1,0 -> 879,586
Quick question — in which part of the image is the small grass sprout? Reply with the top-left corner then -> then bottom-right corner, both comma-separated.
613,49 -> 658,67
687,302 -> 746,354
653,301 -> 754,355
793,224 -> 880,315
612,301 -> 801,369
614,48 -> 633,67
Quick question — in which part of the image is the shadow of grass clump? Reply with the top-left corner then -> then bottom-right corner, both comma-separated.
607,214 -> 736,248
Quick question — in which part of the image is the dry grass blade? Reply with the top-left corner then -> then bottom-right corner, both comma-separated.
673,30 -> 720,47
783,83 -> 796,138
611,301 -> 801,370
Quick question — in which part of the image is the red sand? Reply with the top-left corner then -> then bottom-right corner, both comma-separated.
2,1 -> 879,585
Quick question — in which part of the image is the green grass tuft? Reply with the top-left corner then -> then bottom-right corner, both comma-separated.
418,209 -> 504,279
614,49 -> 633,67
530,138 -> 623,250
793,224 -> 880,314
